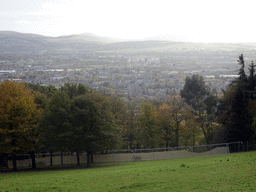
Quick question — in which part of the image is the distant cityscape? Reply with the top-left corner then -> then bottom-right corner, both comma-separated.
0,50 -> 244,100
1,31 -> 256,100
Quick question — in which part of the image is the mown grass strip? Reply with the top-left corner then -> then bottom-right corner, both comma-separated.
1,151 -> 256,191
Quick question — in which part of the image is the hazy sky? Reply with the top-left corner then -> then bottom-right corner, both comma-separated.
0,0 -> 255,43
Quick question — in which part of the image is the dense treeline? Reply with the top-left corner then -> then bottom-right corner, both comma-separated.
216,54 -> 256,144
1,54 -> 256,170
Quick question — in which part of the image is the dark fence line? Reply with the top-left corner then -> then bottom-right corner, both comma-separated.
0,142 -> 243,169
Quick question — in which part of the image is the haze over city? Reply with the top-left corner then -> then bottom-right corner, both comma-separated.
1,0 -> 256,43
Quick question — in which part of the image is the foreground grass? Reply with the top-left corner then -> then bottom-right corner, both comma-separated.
1,151 -> 256,191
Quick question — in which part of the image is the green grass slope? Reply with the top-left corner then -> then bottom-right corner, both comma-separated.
1,151 -> 256,191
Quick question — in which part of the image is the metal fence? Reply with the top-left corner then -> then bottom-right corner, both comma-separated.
5,142 -> 243,169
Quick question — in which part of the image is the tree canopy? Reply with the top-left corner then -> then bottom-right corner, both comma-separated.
4,53 -> 256,170
217,54 -> 256,144
180,74 -> 218,144
0,81 -> 41,170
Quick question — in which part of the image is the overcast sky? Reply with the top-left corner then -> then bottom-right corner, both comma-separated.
0,0 -> 255,43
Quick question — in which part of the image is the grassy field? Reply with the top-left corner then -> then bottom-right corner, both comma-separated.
1,151 -> 256,191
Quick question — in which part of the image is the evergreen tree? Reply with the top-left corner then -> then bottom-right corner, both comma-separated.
180,74 -> 218,144
237,54 -> 247,83
217,54 -> 255,144
180,74 -> 208,109
247,61 -> 256,98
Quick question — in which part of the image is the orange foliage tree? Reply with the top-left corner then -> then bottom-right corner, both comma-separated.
165,96 -> 189,147
179,110 -> 200,146
156,103 -> 175,147
0,81 -> 41,170
137,102 -> 164,148
120,103 -> 140,149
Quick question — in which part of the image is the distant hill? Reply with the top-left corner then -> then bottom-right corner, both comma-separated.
103,41 -> 256,54
102,40 -> 177,49
0,31 -> 52,52
0,31 -> 120,53
1,31 -> 256,54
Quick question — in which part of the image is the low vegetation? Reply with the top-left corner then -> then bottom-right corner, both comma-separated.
1,151 -> 256,191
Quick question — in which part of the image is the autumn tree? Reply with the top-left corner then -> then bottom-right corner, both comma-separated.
156,103 -> 175,147
0,81 -> 41,171
165,96 -> 189,147
179,110 -> 200,146
109,96 -> 127,142
109,96 -> 138,149
137,102 -> 164,148
156,96 -> 196,147
123,104 -> 140,149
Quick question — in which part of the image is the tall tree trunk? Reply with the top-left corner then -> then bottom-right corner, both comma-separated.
77,152 -> 80,166
175,123 -> 180,147
91,153 -> 94,163
192,132 -> 195,146
86,151 -> 91,167
198,109 -> 209,144
12,154 -> 17,171
1,154 -> 9,168
50,150 -> 53,166
201,123 -> 209,144
165,126 -> 169,150
61,151 -> 63,167
30,151 -> 36,169
129,134 -> 133,149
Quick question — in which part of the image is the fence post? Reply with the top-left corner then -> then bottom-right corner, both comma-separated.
153,149 -> 154,161
112,150 -> 114,162
50,150 -> 53,166
61,152 -> 63,166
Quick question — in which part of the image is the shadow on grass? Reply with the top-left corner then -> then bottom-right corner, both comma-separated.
0,162 -> 123,174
